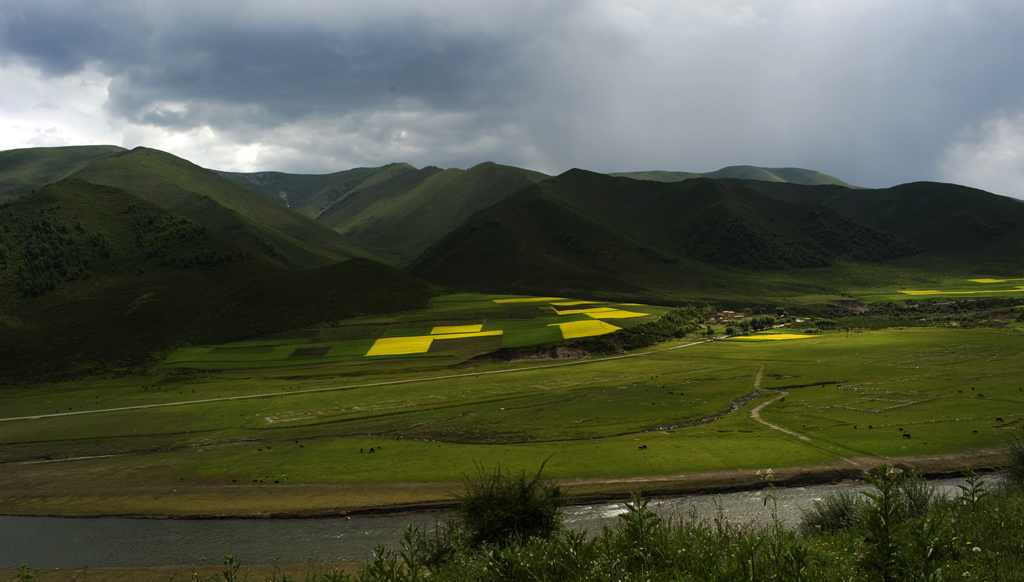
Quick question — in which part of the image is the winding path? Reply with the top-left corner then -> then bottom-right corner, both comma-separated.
747,363 -> 811,441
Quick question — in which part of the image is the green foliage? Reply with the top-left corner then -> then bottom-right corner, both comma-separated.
9,565 -> 38,582
1003,430 -> 1024,489
454,462 -> 565,548
800,490 -> 866,534
362,474 -> 1024,582
567,305 -> 712,353
221,555 -> 241,582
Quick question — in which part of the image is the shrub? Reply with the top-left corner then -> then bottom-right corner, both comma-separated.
799,490 -> 864,535
1003,429 -> 1024,489
454,461 -> 565,548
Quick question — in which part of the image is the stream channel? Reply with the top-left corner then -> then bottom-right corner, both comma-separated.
0,475 -> 998,569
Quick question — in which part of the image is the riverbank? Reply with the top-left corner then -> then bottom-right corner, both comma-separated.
0,562 -> 362,582
0,449 -> 1005,519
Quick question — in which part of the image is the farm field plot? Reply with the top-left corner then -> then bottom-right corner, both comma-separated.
1,323 -> 1021,517
159,294 -> 667,372
861,277 -> 1024,302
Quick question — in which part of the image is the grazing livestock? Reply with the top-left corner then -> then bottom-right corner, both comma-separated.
902,433 -> 911,439
369,448 -> 375,453
997,417 -> 1004,422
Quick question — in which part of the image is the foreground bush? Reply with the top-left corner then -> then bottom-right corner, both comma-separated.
352,464 -> 1024,582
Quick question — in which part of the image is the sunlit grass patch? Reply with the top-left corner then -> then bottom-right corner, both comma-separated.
492,297 -> 564,304
726,333 -> 820,341
548,320 -> 621,339
366,336 -> 434,356
431,324 -> 483,334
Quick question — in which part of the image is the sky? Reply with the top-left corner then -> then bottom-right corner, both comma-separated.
2,0 -> 1024,198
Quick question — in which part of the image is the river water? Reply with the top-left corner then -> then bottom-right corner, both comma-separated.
0,475 -> 999,569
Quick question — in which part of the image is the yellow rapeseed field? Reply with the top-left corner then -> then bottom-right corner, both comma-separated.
553,307 -> 648,319
728,334 -> 819,341
969,278 -> 1008,283
552,300 -> 599,306
492,297 -> 564,303
366,336 -> 435,356
431,324 -> 483,334
548,320 -> 621,339
900,286 -> 1024,296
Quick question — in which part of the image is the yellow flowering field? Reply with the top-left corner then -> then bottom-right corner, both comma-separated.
492,297 -> 564,303
548,320 -> 621,339
431,324 -> 483,334
366,336 -> 435,356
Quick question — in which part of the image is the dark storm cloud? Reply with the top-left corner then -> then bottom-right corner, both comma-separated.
0,1 -> 535,131
3,0 -> 1024,193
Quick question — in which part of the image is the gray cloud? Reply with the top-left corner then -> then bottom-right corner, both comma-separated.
3,0 -> 1024,195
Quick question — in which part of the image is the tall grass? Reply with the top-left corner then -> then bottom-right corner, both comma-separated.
347,462 -> 1024,582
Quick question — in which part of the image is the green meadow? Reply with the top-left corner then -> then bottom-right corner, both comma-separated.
1,291 -> 1022,516
861,277 -> 1024,302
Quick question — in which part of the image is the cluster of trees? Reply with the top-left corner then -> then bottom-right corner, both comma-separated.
799,208 -> 918,262
8,209 -> 94,297
570,305 -> 714,352
825,298 -> 1022,330
691,218 -> 830,270
159,248 -> 248,269
125,204 -> 247,269
725,313 -> 779,335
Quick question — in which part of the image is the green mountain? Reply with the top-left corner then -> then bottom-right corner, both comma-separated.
216,163 -> 416,217
733,180 -> 1024,272
220,162 -> 548,264
0,180 -> 437,383
0,145 -> 126,203
69,147 -> 384,269
612,166 -> 857,188
408,170 -> 916,300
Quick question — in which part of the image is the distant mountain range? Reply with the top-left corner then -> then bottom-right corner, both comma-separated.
2,144 -> 1022,380
610,166 -> 858,188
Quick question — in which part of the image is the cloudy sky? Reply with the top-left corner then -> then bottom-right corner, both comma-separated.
2,0 -> 1023,198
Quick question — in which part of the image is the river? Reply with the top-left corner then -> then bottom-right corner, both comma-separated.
0,475 -> 999,569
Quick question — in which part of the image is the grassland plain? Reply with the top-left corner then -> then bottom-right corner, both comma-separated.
1,313 -> 1021,517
